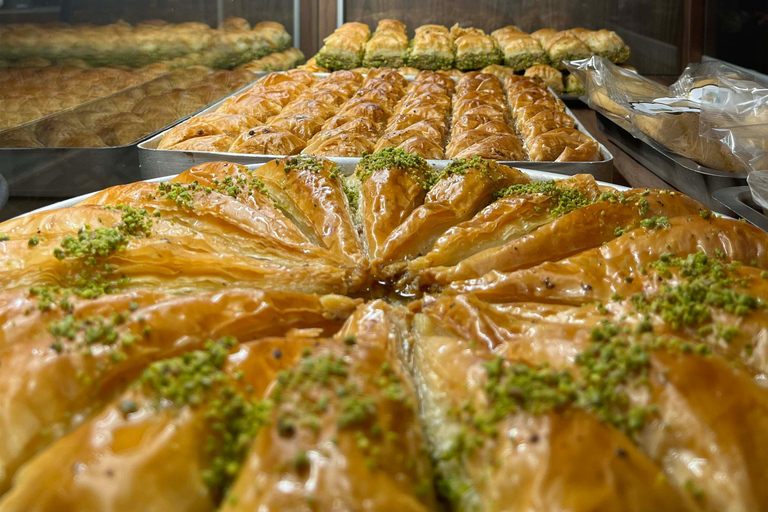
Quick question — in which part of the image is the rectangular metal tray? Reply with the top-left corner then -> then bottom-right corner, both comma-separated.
713,186 -> 768,231
595,111 -> 747,214
138,82 -> 614,182
0,72 -> 266,199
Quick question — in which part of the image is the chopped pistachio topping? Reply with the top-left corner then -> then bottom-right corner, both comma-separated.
46,309 -> 141,362
270,345 -> 407,471
28,236 -> 40,247
435,156 -> 492,184
639,216 -> 671,229
497,179 -> 596,217
283,155 -> 328,174
0,234 -> 10,241
631,251 -> 764,331
139,337 -> 271,500
355,148 -> 434,187
53,205 -> 152,264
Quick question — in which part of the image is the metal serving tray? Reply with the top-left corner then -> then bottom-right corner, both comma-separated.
713,186 -> 768,231
0,72 -> 266,199
138,79 -> 614,182
595,111 -> 747,214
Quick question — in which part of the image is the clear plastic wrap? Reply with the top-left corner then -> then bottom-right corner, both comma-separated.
567,56 -> 768,209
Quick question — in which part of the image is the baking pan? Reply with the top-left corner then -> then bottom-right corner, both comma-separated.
713,186 -> 768,232
596,111 -> 747,214
0,72 -> 266,199
138,83 -> 614,181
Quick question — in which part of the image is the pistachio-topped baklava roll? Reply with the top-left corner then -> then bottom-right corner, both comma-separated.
572,28 -> 630,63
407,24 -> 455,70
450,24 -> 502,71
315,22 -> 371,70
363,19 -> 409,68
492,29 -> 549,71
544,30 -> 594,69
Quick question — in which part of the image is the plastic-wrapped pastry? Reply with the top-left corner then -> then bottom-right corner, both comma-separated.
545,31 -> 594,70
572,28 -> 630,63
524,64 -> 564,94
525,127 -> 598,161
230,126 -> 305,155
450,24 -> 502,71
169,134 -> 234,152
407,24 -> 455,70
363,19 -> 408,68
492,32 -> 548,71
315,22 -> 371,70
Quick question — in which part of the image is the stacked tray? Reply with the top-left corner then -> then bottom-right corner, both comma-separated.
139,70 -> 613,181
713,186 -> 768,231
0,70 -> 264,198
596,111 -> 746,214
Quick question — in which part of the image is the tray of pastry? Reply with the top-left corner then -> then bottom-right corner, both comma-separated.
1,149 -> 766,512
138,69 -> 613,181
596,111 -> 747,213
0,68 -> 261,198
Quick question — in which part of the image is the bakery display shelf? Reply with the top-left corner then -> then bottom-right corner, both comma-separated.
0,72 -> 267,199
138,74 -> 614,181
596,111 -> 747,214
713,186 -> 768,232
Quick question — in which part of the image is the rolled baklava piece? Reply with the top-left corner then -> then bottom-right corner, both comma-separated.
407,24 -> 455,70
544,30 -> 594,70
450,24 -> 502,71
524,64 -> 564,94
363,19 -> 408,68
315,22 -> 371,70
572,28 -> 630,63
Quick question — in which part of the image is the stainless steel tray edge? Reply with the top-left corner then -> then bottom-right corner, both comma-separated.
712,186 -> 768,231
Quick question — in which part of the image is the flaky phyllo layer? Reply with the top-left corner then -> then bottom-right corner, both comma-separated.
0,151 -> 767,512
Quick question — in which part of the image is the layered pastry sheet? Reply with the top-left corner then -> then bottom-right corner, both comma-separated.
0,151 -> 765,511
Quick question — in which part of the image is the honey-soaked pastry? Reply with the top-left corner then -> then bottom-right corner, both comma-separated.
446,130 -> 502,158
545,31 -> 594,70
365,67 -> 409,89
555,141 -> 602,161
410,322 -> 698,512
529,27 -> 559,47
408,24 -> 455,71
313,69 -> 365,95
449,215 -> 768,303
374,122 -> 445,150
397,66 -> 421,75
414,293 -> 768,511
363,19 -> 409,68
518,110 -> 576,139
385,116 -> 447,138
170,134 -> 234,152
480,63 -> 517,79
360,77 -> 407,98
347,86 -> 401,110
301,130 -> 376,157
573,28 -> 630,63
97,118 -> 150,146
419,182 -> 706,285
158,118 -> 224,150
255,156 -> 366,275
216,93 -> 282,122
450,112 -> 505,133
395,93 -> 452,117
317,116 -> 382,139
345,149 -> 434,260
494,34 -> 548,71
450,24 -> 502,71
0,289 -> 357,494
375,158 -> 530,272
524,64 -> 564,94
221,301 -> 435,511
411,69 -> 456,92
456,72 -> 504,94
295,87 -> 349,107
279,98 -> 337,119
387,135 -> 445,160
229,126 -> 305,155
525,127 -> 598,161
315,22 -> 371,70
337,99 -> 392,124
451,134 -> 527,160
267,113 -> 326,141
